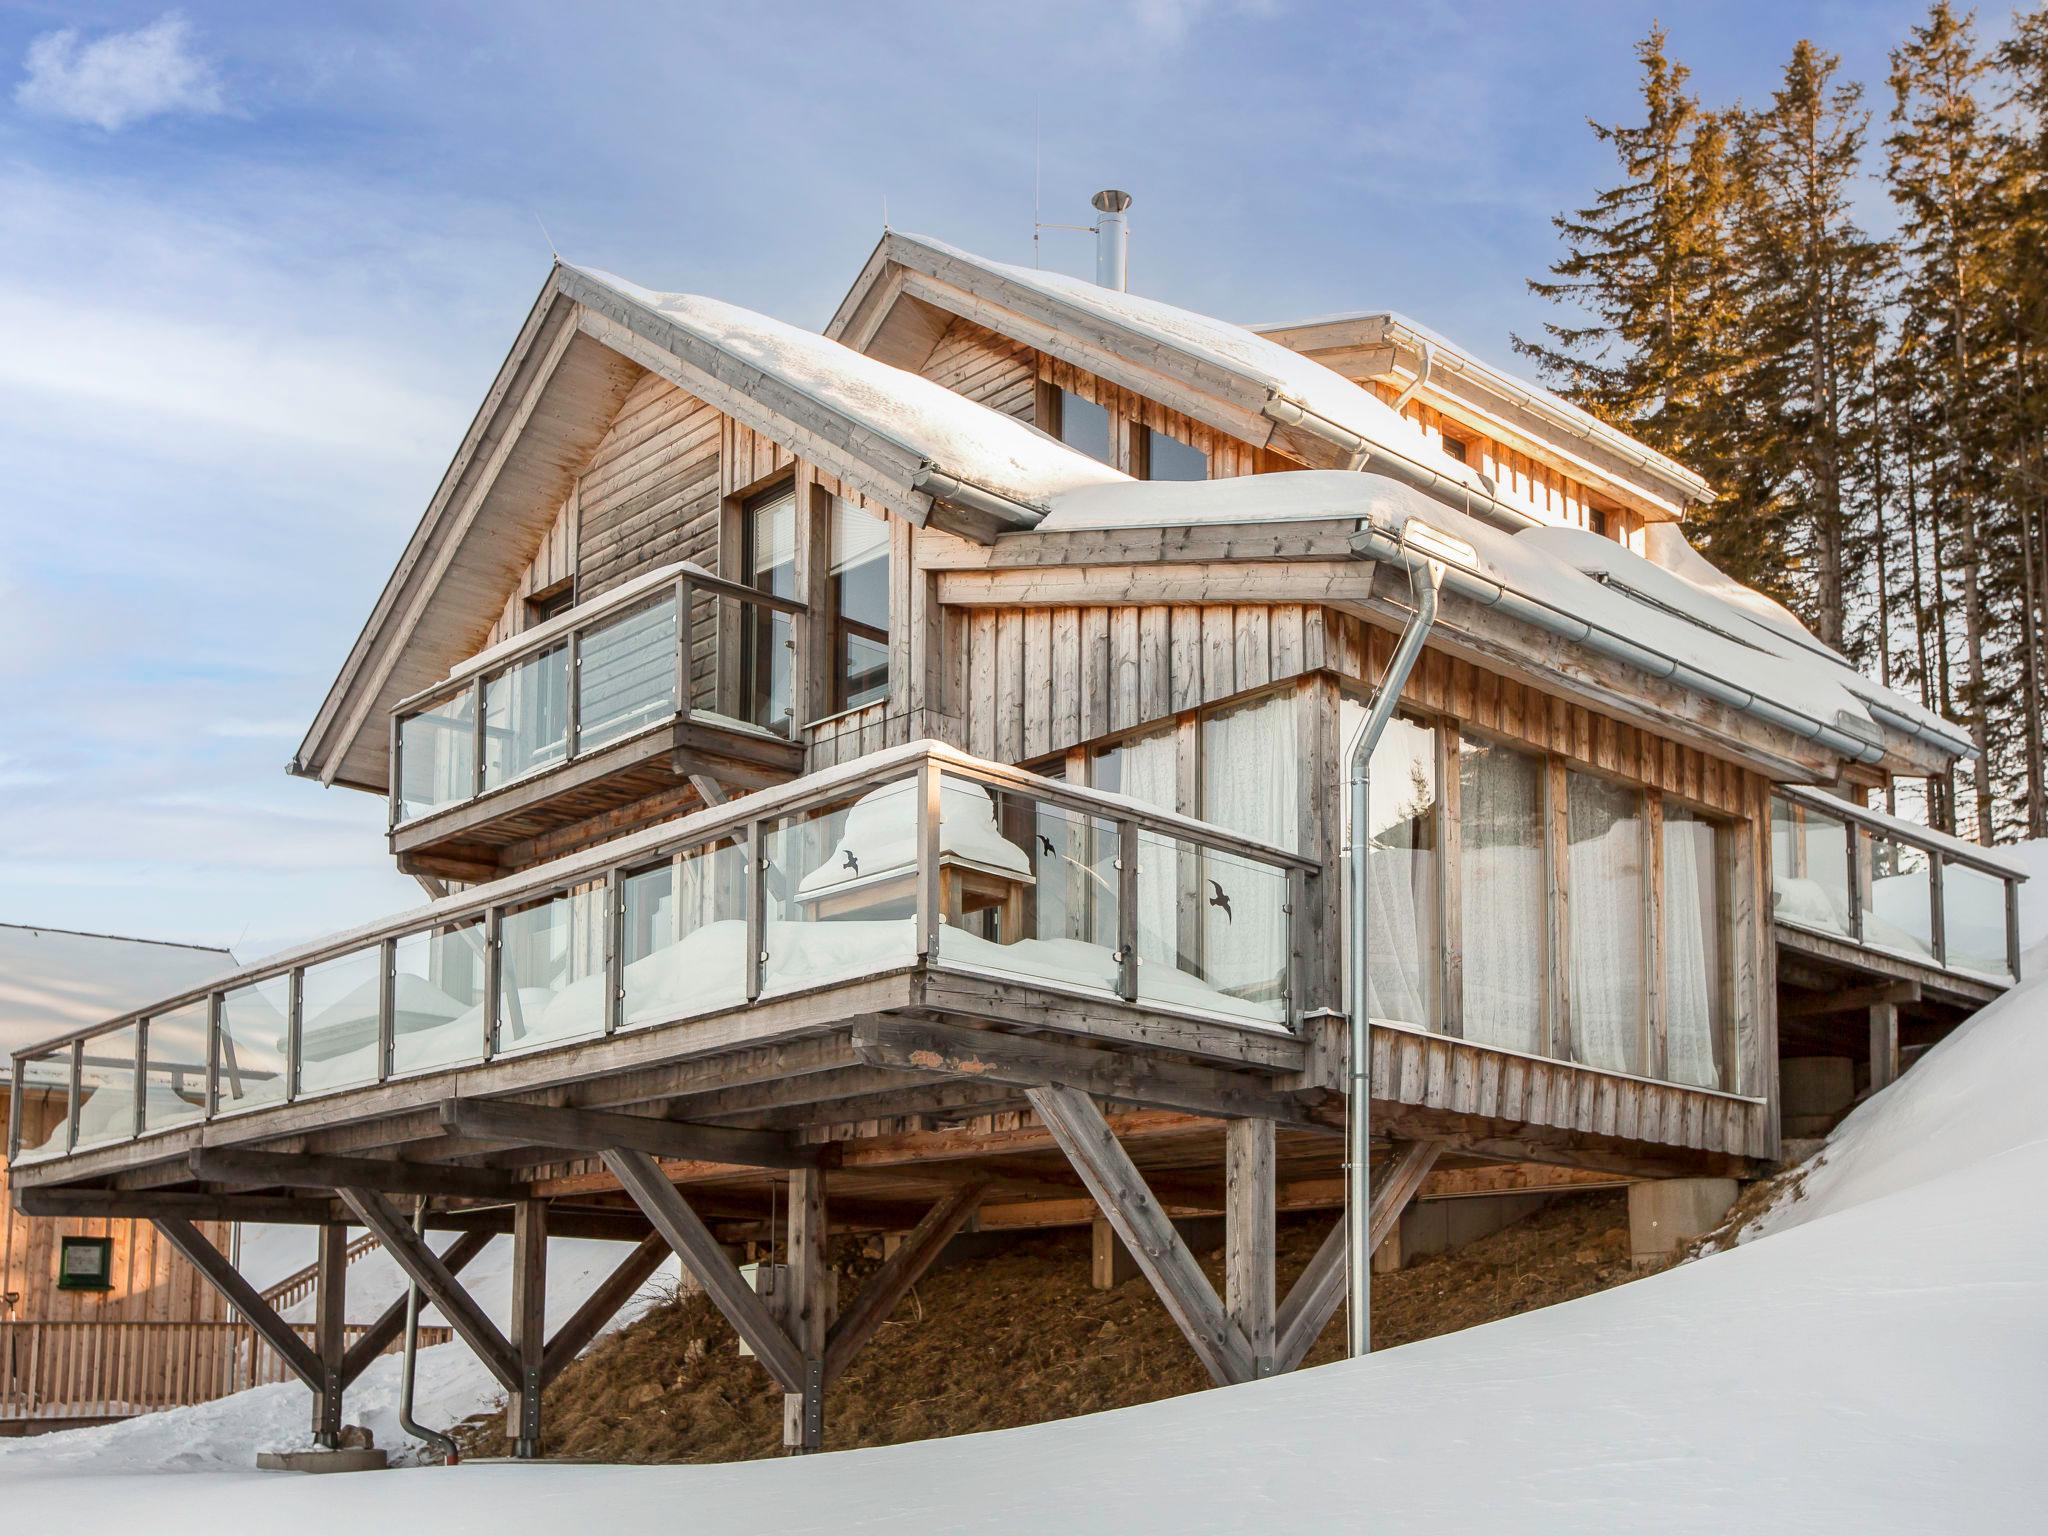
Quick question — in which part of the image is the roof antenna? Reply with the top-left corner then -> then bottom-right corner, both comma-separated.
883,193 -> 891,232
534,212 -> 560,262
1033,107 -> 1043,268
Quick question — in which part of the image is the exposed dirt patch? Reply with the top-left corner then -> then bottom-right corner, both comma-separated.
458,1192 -> 1658,1463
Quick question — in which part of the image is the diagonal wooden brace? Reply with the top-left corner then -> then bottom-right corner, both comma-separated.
153,1215 -> 324,1391
540,1231 -> 671,1386
602,1148 -> 806,1391
823,1180 -> 985,1383
337,1186 -> 521,1392
1272,1138 -> 1442,1373
1027,1084 -> 1256,1387
339,1227 -> 494,1388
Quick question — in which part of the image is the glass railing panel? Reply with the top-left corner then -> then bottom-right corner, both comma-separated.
1940,861 -> 2012,979
620,838 -> 750,1028
768,774 -> 919,996
398,692 -> 476,823
932,778 -> 1120,997
73,1024 -> 140,1151
1860,831 -> 1934,961
391,920 -> 487,1076
216,977 -> 290,1116
143,1004 -> 209,1132
1770,795 -> 1853,937
692,589 -> 794,738
483,643 -> 569,791
1135,829 -> 1290,1029
298,946 -> 385,1096
14,1045 -> 75,1162
496,887 -> 608,1053
578,594 -> 679,752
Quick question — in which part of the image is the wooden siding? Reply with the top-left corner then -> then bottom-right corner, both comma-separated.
2,1087 -> 230,1326
578,371 -> 724,599
918,318 -> 1036,420
484,496 -> 578,649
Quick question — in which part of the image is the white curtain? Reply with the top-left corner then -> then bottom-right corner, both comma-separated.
1662,810 -> 1721,1089
1202,696 -> 1298,1006
1459,741 -> 1544,1052
1118,730 -> 1182,971
1568,775 -> 1645,1074
1342,708 -> 1438,1029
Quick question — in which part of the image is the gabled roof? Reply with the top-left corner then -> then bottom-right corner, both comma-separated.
828,231 -> 1496,495
0,925 -> 233,1060
293,263 -> 1125,794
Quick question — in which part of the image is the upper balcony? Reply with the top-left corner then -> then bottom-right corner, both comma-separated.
387,562 -> 807,880
1769,785 -> 2026,1008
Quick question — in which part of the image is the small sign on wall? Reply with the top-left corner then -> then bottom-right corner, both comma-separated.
57,1235 -> 113,1292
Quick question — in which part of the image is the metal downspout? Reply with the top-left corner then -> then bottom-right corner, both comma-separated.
400,1196 -> 460,1465
1346,556 -> 1444,1358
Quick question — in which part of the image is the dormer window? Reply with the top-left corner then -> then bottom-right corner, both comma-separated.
1138,424 -> 1208,482
525,580 -> 575,628
1051,388 -> 1113,466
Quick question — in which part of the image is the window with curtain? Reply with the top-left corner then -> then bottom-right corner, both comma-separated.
1340,697 -> 1439,1029
741,487 -> 796,732
1089,727 -> 1179,966
829,499 -> 890,711
1662,806 -> 1726,1089
1458,736 -> 1545,1052
1567,771 -> 1646,1074
1200,694 -> 1298,1009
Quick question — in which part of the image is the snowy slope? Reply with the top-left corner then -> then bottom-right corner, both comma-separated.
4,855 -> 2044,1531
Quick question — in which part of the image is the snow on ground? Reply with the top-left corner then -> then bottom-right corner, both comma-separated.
2,851 -> 2043,1532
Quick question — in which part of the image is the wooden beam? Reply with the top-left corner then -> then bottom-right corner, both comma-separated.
824,1181 -> 985,1383
783,1167 -> 827,1454
1780,980 -> 1922,1019
441,1098 -> 819,1170
510,1198 -> 547,1456
602,1148 -> 806,1391
1225,1118 -> 1276,1377
1271,1140 -> 1443,1373
540,1233 -> 671,1385
340,1228 -> 493,1387
853,1019 -> 1320,1129
152,1216 -> 324,1391
21,1187 -> 331,1225
1026,1085 -> 1254,1387
189,1148 -> 525,1200
337,1185 -> 522,1392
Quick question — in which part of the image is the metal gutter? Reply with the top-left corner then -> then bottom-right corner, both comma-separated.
1350,523 -> 1891,767
911,465 -> 1048,533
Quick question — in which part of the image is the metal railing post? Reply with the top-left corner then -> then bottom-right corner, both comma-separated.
205,993 -> 222,1120
674,578 -> 693,724
2008,874 -> 2024,982
132,1021 -> 148,1140
483,908 -> 503,1059
1929,855 -> 1947,970
6,1053 -> 22,1164
605,869 -> 625,1034
388,712 -> 403,831
66,1040 -> 81,1154
470,675 -> 487,798
1286,867 -> 1309,1033
377,938 -> 397,1083
915,763 -> 941,960
1115,819 -> 1140,1003
286,969 -> 304,1103
566,627 -> 582,762
1845,819 -> 1864,944
746,819 -> 766,1003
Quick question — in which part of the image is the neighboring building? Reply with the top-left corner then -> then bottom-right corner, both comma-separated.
0,925 -> 235,1432
9,215 -> 2025,1457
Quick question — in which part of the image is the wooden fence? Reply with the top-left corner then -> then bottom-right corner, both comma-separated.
0,1319 -> 456,1424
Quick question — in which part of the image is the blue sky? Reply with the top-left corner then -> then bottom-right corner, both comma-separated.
0,0 -> 1970,961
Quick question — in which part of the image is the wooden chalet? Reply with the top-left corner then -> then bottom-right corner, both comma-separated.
9,219 -> 2026,1457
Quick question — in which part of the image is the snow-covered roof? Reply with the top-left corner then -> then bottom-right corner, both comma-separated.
0,924 -> 234,1061
1036,471 -> 1973,768
565,265 -> 1126,511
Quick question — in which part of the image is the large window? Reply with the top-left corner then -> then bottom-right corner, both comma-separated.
1459,736 -> 1545,1053
829,499 -> 890,711
1359,711 -> 1441,1030
740,486 -> 796,732
1567,772 -> 1646,1075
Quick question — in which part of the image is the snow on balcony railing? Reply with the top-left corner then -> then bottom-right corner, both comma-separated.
8,743 -> 1319,1168
388,560 -> 806,828
1769,785 -> 2026,983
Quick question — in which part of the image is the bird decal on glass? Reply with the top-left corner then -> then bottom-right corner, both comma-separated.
1037,834 -> 1056,860
1207,880 -> 1232,923
841,848 -> 860,876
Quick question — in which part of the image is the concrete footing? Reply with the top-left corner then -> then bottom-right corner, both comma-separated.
1627,1178 -> 1738,1267
256,1448 -> 389,1474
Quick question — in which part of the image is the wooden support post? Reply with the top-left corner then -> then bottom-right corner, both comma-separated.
1869,1001 -> 1900,1092
1090,1219 -> 1139,1290
336,1186 -> 521,1394
312,1221 -> 348,1445
783,1168 -> 828,1454
1225,1117 -> 1276,1377
825,1182 -> 984,1382
510,1199 -> 548,1458
1271,1140 -> 1442,1373
602,1148 -> 806,1390
1028,1084 -> 1254,1387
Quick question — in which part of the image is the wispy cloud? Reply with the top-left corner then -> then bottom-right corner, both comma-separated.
15,12 -> 226,131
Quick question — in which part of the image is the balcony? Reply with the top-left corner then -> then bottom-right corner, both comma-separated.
10,742 -> 1321,1173
1770,785 -> 2026,1002
388,562 -> 808,880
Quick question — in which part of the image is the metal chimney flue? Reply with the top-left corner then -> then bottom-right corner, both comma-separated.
1091,189 -> 1131,291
